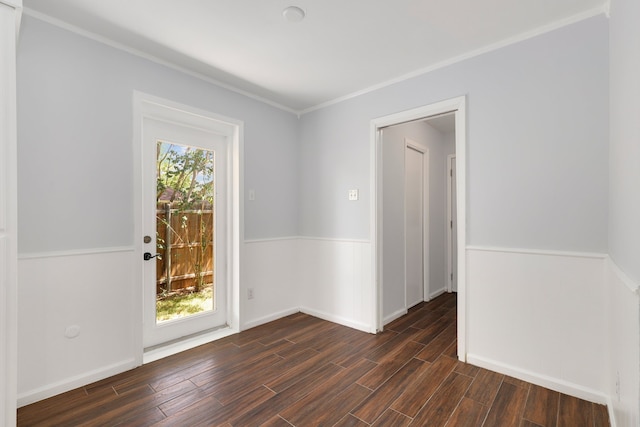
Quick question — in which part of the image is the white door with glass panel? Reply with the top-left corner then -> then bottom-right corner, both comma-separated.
142,118 -> 228,348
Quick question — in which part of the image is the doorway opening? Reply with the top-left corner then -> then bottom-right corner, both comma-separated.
371,96 -> 467,361
133,92 -> 243,363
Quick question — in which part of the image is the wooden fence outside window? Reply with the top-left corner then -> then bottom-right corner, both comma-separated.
155,203 -> 214,294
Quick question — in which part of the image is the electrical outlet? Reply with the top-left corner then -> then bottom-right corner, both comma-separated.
348,189 -> 359,201
247,288 -> 255,300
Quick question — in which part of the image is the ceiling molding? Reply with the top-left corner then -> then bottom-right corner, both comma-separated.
22,4 -> 607,117
299,5 -> 607,115
0,0 -> 22,8
22,7 -> 299,116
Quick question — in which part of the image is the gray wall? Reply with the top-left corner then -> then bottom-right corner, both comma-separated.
17,16 -> 299,254
609,0 -> 640,282
299,16 -> 609,253
19,13 -> 608,255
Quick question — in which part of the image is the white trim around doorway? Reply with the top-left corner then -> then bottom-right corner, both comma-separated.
370,95 -> 467,361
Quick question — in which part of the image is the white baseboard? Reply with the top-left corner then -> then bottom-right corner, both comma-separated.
467,353 -> 608,404
17,358 -> 138,407
241,307 -> 300,331
300,306 -> 374,333
383,308 -> 408,325
429,288 -> 447,300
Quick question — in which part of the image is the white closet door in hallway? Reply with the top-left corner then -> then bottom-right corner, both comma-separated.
405,142 -> 428,308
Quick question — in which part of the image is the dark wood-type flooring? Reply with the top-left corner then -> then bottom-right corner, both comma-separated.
18,293 -> 610,426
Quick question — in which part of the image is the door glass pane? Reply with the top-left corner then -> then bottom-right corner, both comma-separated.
155,141 -> 215,323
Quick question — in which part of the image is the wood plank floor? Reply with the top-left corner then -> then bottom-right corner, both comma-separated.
18,293 -> 610,426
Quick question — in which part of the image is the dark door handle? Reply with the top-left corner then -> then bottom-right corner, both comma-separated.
143,252 -> 160,261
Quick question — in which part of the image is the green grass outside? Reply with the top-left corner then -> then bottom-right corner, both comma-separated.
156,285 -> 213,322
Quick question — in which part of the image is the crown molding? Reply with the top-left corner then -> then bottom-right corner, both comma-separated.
21,4 -> 607,117
300,6 -> 607,115
22,7 -> 299,116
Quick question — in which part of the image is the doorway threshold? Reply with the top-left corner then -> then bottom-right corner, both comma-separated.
143,324 -> 237,364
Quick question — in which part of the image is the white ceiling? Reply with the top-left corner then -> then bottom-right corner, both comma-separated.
23,0 -> 606,113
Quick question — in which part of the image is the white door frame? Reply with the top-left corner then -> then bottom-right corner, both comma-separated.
371,96 -> 467,361
404,139 -> 429,306
0,2 -> 21,425
133,91 -> 243,364
447,154 -> 456,293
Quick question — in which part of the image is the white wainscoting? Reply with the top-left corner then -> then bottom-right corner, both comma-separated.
298,238 -> 375,333
20,239 -> 633,415
17,248 -> 137,407
15,237 -> 376,406
220,237 -> 376,334
466,247 -> 607,403
605,257 -> 639,427
241,238 -> 301,330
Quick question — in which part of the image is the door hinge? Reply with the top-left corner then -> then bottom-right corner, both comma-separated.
450,220 -> 453,228
451,273 -> 453,280
450,169 -> 452,177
